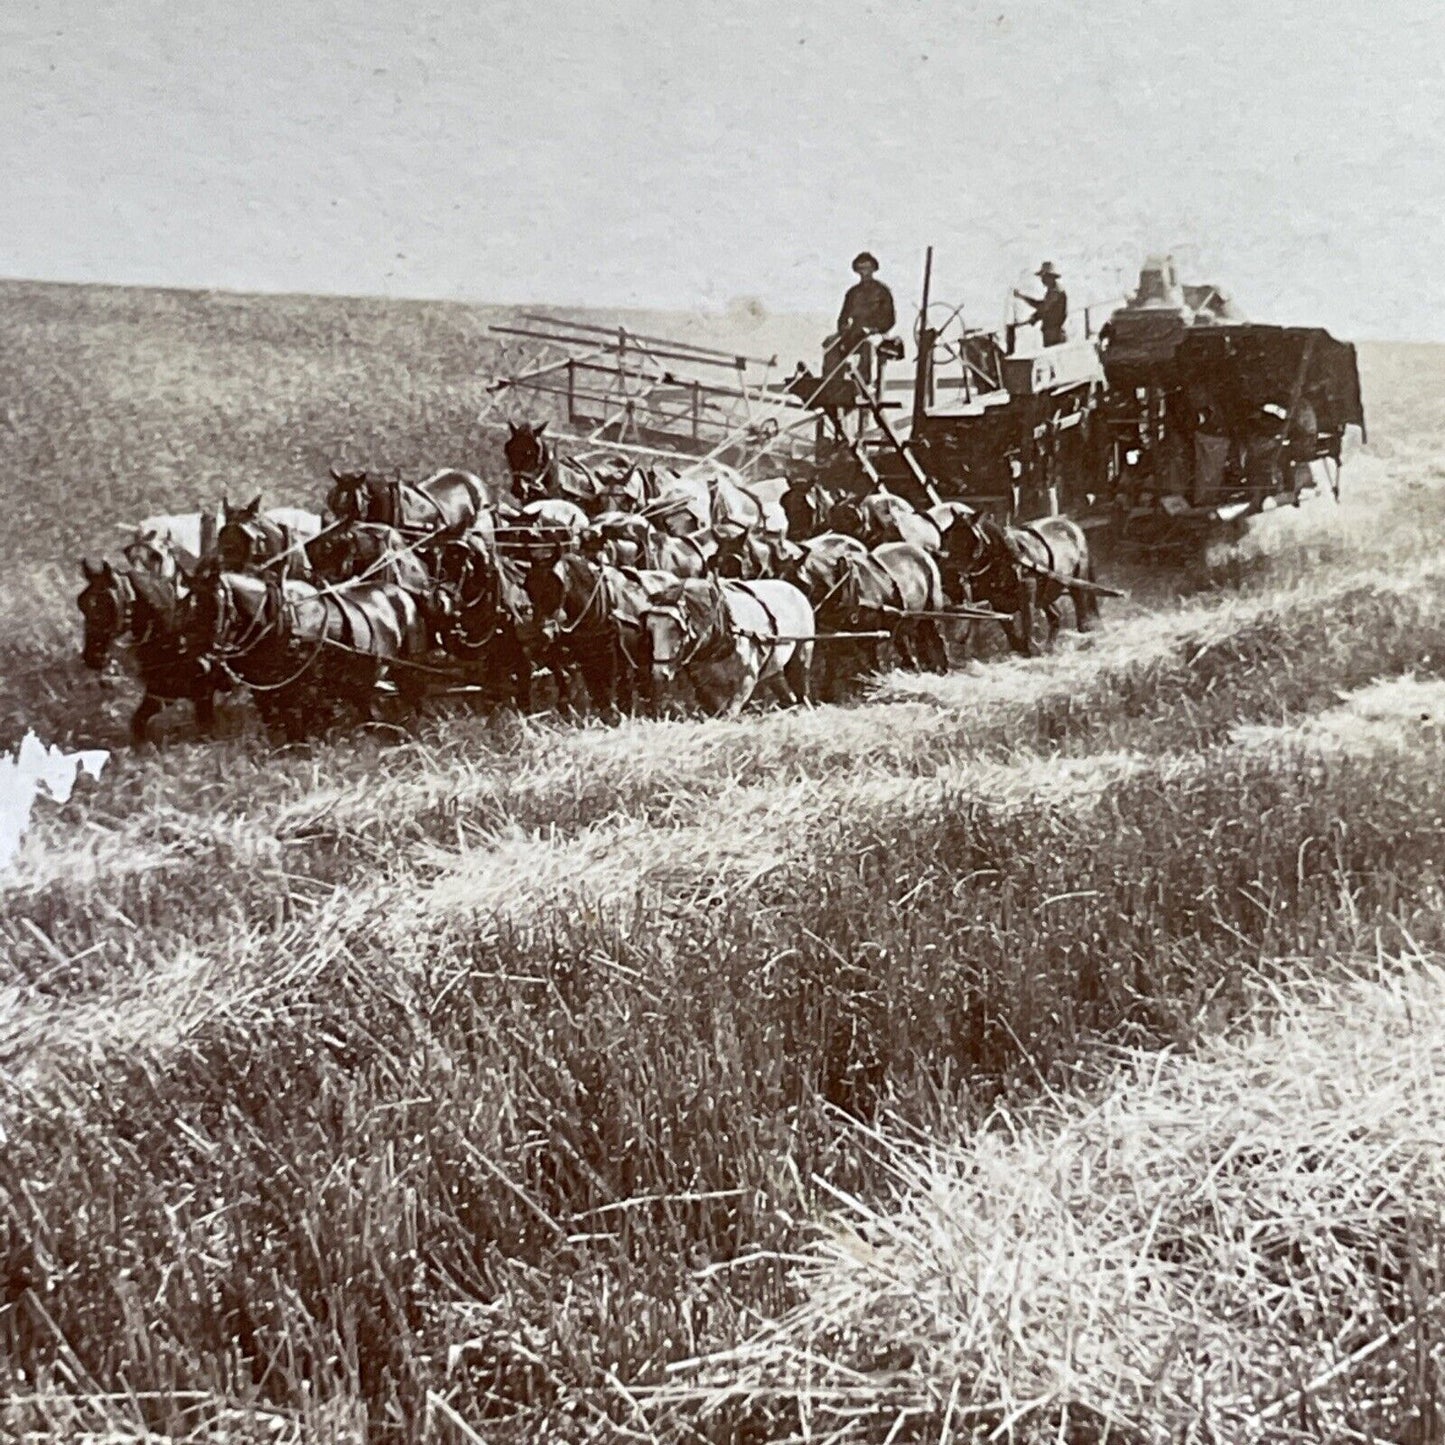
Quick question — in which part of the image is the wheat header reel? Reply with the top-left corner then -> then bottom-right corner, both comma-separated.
477,314 -> 822,479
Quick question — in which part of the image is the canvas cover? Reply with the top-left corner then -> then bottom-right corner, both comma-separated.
1174,326 -> 1366,443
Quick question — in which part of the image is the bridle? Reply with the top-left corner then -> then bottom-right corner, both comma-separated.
956,519 -> 1000,582
508,433 -> 553,502
329,474 -> 372,524
81,569 -> 136,661
439,542 -> 509,656
221,514 -> 288,572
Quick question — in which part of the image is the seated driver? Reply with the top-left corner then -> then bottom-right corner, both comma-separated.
833,252 -> 896,387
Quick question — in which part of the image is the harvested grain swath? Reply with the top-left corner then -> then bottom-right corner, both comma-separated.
660,960 -> 1445,1443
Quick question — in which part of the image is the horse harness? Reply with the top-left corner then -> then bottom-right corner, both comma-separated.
548,563 -> 608,640
388,476 -> 452,533
645,581 -> 733,671
1018,523 -> 1058,578
207,574 -> 325,692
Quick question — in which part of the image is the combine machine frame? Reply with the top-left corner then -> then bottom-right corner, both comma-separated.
477,314 -> 822,478
786,247 -> 1121,524
476,256 -> 1366,553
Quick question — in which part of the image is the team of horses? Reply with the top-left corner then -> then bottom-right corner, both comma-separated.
75,428 -> 1107,744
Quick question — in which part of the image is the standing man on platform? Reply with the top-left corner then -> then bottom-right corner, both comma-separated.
1014,261 -> 1069,347
834,252 -> 897,388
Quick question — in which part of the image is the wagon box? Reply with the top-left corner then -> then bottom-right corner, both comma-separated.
1173,325 -> 1366,453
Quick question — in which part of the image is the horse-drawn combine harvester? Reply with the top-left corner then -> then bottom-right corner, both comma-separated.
79,248 -> 1366,744
479,249 -> 1366,553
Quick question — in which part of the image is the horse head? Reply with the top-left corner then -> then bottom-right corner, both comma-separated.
826,497 -> 867,541
782,475 -> 830,540
326,467 -> 374,523
645,578 -> 729,685
712,540 -> 744,579
641,581 -> 691,686
77,558 -> 131,670
522,546 -> 581,641
122,526 -> 185,583
180,567 -> 233,665
504,421 -> 551,503
222,493 -> 263,524
431,536 -> 501,654
184,568 -> 271,662
217,494 -> 276,572
772,537 -> 808,588
305,522 -> 353,583
712,530 -> 769,580
942,515 -> 993,579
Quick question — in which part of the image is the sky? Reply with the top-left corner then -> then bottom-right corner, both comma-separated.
3,0 -> 1443,340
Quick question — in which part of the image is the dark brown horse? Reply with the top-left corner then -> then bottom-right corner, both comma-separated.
710,528 -> 779,580
502,422 -> 642,514
523,551 -> 671,717
187,570 -> 429,740
216,496 -> 322,577
325,467 -> 491,537
942,515 -> 1099,655
429,534 -> 566,710
77,560 -> 222,744
780,475 -> 843,542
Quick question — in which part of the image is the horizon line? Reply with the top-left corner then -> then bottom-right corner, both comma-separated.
0,272 -> 1431,348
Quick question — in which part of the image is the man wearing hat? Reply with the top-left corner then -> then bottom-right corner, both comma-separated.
837,252 -> 896,340
1014,262 -> 1069,347
834,252 -> 897,390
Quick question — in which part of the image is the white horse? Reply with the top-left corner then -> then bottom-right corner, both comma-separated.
516,497 -> 591,537
644,576 -> 815,716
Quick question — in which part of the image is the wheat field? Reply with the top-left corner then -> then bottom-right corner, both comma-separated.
2,281 -> 1445,1442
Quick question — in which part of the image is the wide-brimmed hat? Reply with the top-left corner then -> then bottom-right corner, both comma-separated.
852,252 -> 879,272
1037,261 -> 1061,280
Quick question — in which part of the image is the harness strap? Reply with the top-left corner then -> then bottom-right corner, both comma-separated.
555,566 -> 606,636
1021,523 -> 1057,576
727,580 -> 782,647
413,477 -> 452,529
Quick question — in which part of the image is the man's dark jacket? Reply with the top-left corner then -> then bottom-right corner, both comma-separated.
838,278 -> 896,336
